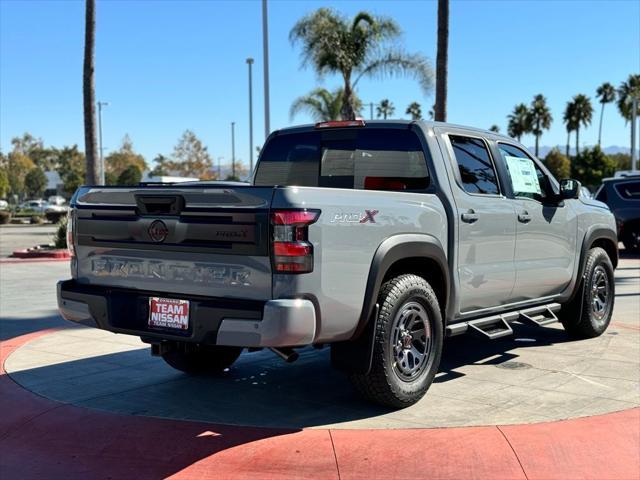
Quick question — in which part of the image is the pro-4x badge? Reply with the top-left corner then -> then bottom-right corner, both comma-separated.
330,210 -> 379,224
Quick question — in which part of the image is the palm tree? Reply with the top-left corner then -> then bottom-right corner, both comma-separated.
571,94 -> 593,158
406,102 -> 422,120
83,0 -> 98,184
563,101 -> 577,158
528,94 -> 553,157
507,103 -> 531,142
377,99 -> 395,119
289,87 -> 362,122
617,74 -> 640,160
434,0 -> 449,121
290,9 -> 433,120
596,82 -> 616,146
489,125 -> 500,133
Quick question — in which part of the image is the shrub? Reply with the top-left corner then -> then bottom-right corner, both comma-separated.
0,211 -> 11,225
30,215 -> 44,224
544,149 -> 571,180
54,216 -> 68,249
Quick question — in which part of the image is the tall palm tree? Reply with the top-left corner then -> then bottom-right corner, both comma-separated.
406,102 -> 422,120
617,74 -> 640,160
290,9 -> 433,120
507,103 -> 531,142
563,101 -> 577,158
571,94 -> 593,158
83,0 -> 98,184
377,99 -> 395,119
434,0 -> 449,121
528,94 -> 553,157
596,82 -> 616,146
289,87 -> 361,122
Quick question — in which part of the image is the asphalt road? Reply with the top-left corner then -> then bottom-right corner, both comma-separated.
0,224 -> 58,257
1,252 -> 638,430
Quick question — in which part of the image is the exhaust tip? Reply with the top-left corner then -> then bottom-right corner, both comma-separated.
270,347 -> 299,363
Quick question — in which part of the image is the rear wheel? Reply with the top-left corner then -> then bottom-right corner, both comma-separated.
161,345 -> 242,374
349,274 -> 443,408
560,247 -> 615,339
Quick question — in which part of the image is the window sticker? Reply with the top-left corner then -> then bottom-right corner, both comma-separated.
505,155 -> 542,195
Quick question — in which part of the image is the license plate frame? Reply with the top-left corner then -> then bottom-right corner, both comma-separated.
148,297 -> 190,331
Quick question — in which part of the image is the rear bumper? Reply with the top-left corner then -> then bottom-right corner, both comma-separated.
57,280 -> 316,347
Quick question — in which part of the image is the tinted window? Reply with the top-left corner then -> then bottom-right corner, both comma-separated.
498,143 -> 550,202
614,181 -> 640,200
449,136 -> 499,194
595,186 -> 607,202
254,129 -> 429,191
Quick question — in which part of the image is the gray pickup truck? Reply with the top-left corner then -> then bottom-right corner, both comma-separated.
58,120 -> 618,407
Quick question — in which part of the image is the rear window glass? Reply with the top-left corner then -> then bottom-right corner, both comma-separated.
614,181 -> 640,200
254,129 -> 429,191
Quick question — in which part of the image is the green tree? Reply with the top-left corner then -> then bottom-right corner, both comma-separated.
544,149 -> 571,180
55,145 -> 86,195
10,133 -> 57,171
572,145 -> 616,188
290,8 -> 433,120
290,87 -> 362,122
170,130 -> 215,179
528,94 -> 552,157
570,94 -> 593,158
617,74 -> 640,164
608,152 -> 631,171
489,125 -> 500,133
563,101 -> 577,158
24,167 -> 48,198
116,165 -> 142,185
105,135 -> 147,178
150,154 -> 171,177
6,152 -> 35,200
406,102 -> 422,120
376,99 -> 395,119
0,168 -> 9,198
507,103 -> 531,142
596,82 -> 616,146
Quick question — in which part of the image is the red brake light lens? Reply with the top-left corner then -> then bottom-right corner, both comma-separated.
271,209 -> 320,274
271,210 -> 319,226
315,120 -> 366,129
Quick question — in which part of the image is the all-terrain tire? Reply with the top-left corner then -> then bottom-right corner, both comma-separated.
560,247 -> 615,339
162,346 -> 242,374
349,274 -> 443,408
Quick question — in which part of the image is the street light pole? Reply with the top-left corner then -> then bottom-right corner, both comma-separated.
262,0 -> 270,138
631,98 -> 638,173
369,102 -> 374,120
246,58 -> 254,173
97,101 -> 108,184
231,122 -> 236,179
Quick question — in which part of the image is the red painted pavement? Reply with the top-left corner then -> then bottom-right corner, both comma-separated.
1,330 -> 638,480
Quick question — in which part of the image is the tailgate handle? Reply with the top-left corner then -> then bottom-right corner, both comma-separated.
135,195 -> 185,216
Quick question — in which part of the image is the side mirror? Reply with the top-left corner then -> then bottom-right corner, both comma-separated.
560,178 -> 581,200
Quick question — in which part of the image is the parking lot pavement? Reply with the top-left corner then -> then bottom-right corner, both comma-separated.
1,253 -> 638,430
0,224 -> 58,257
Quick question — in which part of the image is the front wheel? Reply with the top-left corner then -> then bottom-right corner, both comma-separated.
161,345 -> 242,374
560,247 -> 615,339
349,274 -> 443,408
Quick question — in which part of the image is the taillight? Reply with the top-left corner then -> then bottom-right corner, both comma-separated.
271,209 -> 319,274
66,210 -> 76,258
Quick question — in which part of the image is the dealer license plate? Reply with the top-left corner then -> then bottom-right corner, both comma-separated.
148,297 -> 190,330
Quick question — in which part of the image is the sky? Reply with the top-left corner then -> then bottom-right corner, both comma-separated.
1,0 -> 639,170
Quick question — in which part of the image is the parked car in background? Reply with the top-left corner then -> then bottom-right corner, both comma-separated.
595,175 -> 640,251
44,203 -> 69,223
18,199 -> 48,214
0,200 -> 9,210
48,195 -> 67,206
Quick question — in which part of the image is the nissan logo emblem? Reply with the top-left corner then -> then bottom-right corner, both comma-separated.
148,220 -> 169,243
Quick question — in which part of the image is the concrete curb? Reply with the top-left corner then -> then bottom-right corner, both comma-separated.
1,329 -> 638,479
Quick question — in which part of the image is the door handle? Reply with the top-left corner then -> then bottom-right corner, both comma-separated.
518,211 -> 531,223
461,210 -> 479,223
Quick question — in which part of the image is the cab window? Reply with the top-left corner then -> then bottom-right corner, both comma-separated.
498,144 -> 551,202
449,135 -> 500,195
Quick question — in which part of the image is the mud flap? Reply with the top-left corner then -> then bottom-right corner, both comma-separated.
330,304 -> 379,374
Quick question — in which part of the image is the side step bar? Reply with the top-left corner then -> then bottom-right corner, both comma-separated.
446,303 -> 561,340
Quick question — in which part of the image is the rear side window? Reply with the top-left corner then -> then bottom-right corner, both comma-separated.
449,135 -> 500,195
254,129 -> 429,191
614,181 -> 640,200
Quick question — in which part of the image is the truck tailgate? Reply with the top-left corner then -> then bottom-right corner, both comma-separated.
72,185 -> 273,300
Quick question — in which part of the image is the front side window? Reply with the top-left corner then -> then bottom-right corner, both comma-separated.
614,181 -> 640,200
254,129 -> 429,191
498,143 -> 550,202
449,135 -> 500,194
